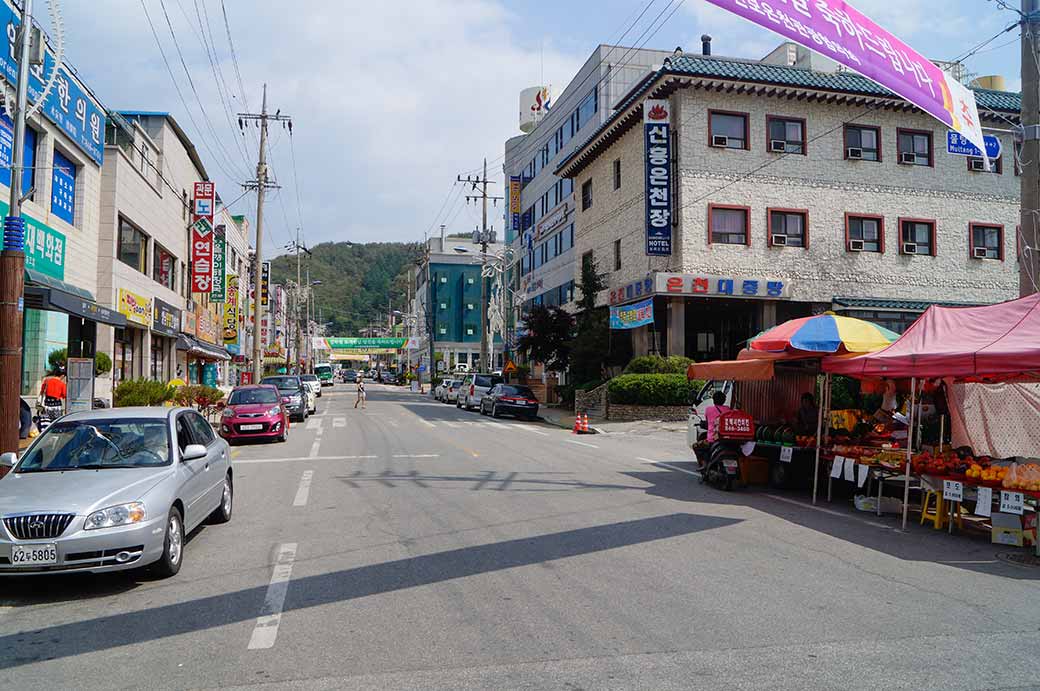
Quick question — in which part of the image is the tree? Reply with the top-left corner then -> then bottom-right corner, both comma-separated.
569,255 -> 610,385
516,305 -> 573,371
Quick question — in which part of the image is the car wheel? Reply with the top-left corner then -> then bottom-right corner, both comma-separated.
456,399 -> 462,409
210,473 -> 233,524
279,426 -> 288,442
480,402 -> 488,416
492,404 -> 501,418
153,507 -> 184,578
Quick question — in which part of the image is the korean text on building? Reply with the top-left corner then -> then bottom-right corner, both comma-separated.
190,182 -> 216,293
643,99 -> 671,256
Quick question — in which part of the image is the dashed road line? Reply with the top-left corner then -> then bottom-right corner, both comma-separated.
234,455 -> 377,465
565,439 -> 599,449
293,470 -> 314,506
309,438 -> 321,458
443,421 -> 460,428
386,419 -> 400,428
248,543 -> 297,650
332,417 -> 347,428
391,453 -> 440,459
305,417 -> 323,431
638,457 -> 702,478
515,425 -> 550,436
419,419 -> 436,428
763,493 -> 892,530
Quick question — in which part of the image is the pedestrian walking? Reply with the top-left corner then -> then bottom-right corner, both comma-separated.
354,374 -> 366,409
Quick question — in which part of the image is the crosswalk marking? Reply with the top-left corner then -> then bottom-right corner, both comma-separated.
332,417 -> 346,428
305,417 -> 323,430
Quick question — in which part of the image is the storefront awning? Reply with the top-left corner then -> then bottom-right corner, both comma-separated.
688,358 -> 775,382
23,269 -> 127,327
176,334 -> 231,361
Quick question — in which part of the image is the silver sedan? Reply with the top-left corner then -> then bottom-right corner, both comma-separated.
0,406 -> 233,578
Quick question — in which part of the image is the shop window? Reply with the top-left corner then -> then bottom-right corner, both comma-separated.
118,217 -> 149,274
113,328 -> 135,385
967,156 -> 1001,174
897,129 -> 933,167
581,179 -> 593,211
614,238 -> 622,271
899,218 -> 936,256
969,223 -> 1003,260
844,124 -> 880,161
766,116 -> 806,154
846,214 -> 884,253
150,341 -> 166,381
51,149 -> 76,225
153,243 -> 177,290
708,204 -> 749,245
768,209 -> 808,247
709,110 -> 748,150
613,158 -> 621,190
0,114 -> 36,198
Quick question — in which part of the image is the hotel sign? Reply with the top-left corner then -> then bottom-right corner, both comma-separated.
655,273 -> 791,299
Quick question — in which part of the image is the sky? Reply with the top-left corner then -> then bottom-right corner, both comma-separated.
52,1 -> 1024,258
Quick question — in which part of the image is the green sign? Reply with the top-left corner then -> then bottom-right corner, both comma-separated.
210,226 -> 226,303
0,199 -> 66,280
325,337 -> 407,349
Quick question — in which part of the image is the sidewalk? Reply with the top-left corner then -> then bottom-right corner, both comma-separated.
538,407 -> 687,437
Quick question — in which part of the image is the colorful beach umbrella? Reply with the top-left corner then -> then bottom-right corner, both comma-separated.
749,313 -> 900,354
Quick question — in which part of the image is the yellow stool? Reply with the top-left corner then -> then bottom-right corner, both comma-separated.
920,489 -> 963,530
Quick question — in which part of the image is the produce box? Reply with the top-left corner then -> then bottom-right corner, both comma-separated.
992,512 -> 1023,547
739,456 -> 769,486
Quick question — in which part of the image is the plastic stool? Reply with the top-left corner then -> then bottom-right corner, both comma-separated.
921,489 -> 962,530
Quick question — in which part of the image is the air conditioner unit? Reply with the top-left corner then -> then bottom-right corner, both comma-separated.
770,139 -> 787,153
969,159 -> 986,171
902,242 -> 918,254
900,152 -> 918,165
711,135 -> 729,148
848,239 -> 864,251
973,246 -> 989,258
772,234 -> 788,246
846,147 -> 863,160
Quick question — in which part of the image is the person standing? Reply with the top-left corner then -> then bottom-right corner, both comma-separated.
40,368 -> 66,407
354,373 -> 366,409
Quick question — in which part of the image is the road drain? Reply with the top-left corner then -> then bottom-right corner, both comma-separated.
996,551 -> 1040,568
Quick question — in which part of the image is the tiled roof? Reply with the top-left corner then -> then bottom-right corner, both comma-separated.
556,54 -> 1020,176
832,297 -> 986,311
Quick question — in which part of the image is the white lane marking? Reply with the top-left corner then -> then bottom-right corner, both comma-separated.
419,419 -> 436,428
293,471 -> 314,507
309,438 -> 321,458
305,418 -> 322,431
235,455 -> 378,465
515,425 -> 549,436
443,421 -> 460,428
386,419 -> 399,428
391,453 -> 440,458
638,457 -> 702,478
332,417 -> 346,428
248,542 -> 297,650
763,493 -> 892,530
565,439 -> 599,449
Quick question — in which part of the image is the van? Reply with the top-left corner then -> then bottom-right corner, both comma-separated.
456,373 -> 504,411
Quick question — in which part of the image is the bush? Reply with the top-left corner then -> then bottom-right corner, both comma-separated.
48,347 -> 67,372
607,374 -> 703,406
174,385 -> 225,414
114,379 -> 178,407
623,355 -> 694,375
94,352 -> 112,376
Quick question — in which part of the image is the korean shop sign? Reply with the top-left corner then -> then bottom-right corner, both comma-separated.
509,176 -> 521,233
118,288 -> 151,327
610,298 -> 654,330
705,0 -> 988,168
609,276 -> 653,306
655,273 -> 791,300
152,298 -> 181,338
643,98 -> 671,256
224,274 -> 239,346
0,0 -> 105,164
191,182 -> 215,293
260,261 -> 270,306
210,224 -> 226,303
0,198 -> 64,279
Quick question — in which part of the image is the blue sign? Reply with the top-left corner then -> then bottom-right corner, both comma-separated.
643,99 -> 671,256
0,112 -> 34,195
946,131 -> 1001,160
51,149 -> 75,225
610,297 -> 654,330
0,1 -> 106,165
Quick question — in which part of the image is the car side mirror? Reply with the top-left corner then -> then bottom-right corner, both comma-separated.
182,444 -> 208,461
0,452 -> 16,468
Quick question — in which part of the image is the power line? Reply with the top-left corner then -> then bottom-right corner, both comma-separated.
220,0 -> 250,112
948,21 -> 1018,64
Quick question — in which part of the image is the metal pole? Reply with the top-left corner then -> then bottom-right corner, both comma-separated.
901,377 -> 917,531
294,228 -> 301,373
250,85 -> 269,383
1022,0 -> 1040,296
811,373 -> 827,505
479,158 -> 489,371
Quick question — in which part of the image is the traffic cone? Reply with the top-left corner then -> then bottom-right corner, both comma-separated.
580,413 -> 590,434
572,414 -> 581,434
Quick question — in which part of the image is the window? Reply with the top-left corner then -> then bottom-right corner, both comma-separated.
466,276 -> 475,285
768,209 -> 808,247
581,250 -> 593,273
970,223 -> 1003,260
438,326 -> 447,335
466,302 -> 474,310
766,116 -> 806,154
845,214 -> 884,253
175,414 -> 194,454
51,149 -> 76,225
708,205 -> 749,245
465,326 -> 475,336
844,124 -> 880,161
613,158 -> 621,190
577,88 -> 598,130
614,238 -> 622,271
968,156 -> 1002,174
186,412 -> 215,445
117,217 -> 149,273
899,218 -> 936,256
897,129 -> 933,166
153,243 -> 176,290
581,179 -> 593,210
113,328 -> 134,385
709,110 -> 748,149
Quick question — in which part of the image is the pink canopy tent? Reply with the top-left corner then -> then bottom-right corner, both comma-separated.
823,294 -> 1040,381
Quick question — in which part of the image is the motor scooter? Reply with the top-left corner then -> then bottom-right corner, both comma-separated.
690,407 -> 756,491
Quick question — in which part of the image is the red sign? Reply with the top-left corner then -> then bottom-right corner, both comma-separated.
190,182 -> 216,293
717,410 -> 755,440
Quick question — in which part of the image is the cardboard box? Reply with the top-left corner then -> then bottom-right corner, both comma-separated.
992,512 -> 1023,547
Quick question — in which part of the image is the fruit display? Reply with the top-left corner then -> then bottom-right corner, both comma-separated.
910,448 -> 990,477
1003,463 -> 1040,492
795,435 -> 817,448
966,464 -> 1005,484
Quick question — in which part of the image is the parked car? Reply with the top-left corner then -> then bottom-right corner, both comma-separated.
457,373 -> 504,411
341,369 -> 357,383
434,378 -> 452,401
379,371 -> 398,385
220,385 -> 289,444
260,375 -> 311,421
301,373 -> 322,398
445,379 -> 462,403
0,406 -> 233,578
480,384 -> 540,420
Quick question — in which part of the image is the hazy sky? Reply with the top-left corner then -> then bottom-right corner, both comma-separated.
55,1 -> 1023,257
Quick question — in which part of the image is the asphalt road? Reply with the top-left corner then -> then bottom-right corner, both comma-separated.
1,383 -> 1038,690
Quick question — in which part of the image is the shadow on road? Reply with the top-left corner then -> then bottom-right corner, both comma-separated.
0,512 -> 738,668
334,469 -> 640,492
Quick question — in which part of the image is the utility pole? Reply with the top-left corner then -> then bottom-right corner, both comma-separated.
1,0 -> 35,453
1022,0 -> 1040,296
459,159 -> 502,371
240,85 -> 291,382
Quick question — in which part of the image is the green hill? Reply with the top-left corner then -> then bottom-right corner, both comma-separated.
268,241 -> 422,336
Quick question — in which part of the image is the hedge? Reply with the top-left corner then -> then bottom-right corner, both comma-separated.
623,355 -> 694,375
607,374 -> 704,406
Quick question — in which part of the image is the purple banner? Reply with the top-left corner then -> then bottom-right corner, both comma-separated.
705,0 -> 987,162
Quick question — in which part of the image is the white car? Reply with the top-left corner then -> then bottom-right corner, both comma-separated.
301,374 -> 322,399
434,379 -> 453,401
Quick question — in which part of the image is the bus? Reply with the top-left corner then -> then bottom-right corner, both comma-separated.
314,363 -> 334,387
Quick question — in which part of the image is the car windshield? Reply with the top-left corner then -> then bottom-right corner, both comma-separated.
474,375 -> 504,388
263,377 -> 301,390
228,388 -> 279,405
301,375 -> 318,382
17,418 -> 171,472
502,385 -> 535,398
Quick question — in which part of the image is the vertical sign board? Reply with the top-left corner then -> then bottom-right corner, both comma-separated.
643,99 -> 671,256
224,274 -> 240,348
191,181 -> 215,293
509,176 -> 521,234
210,224 -> 226,303
260,261 -> 270,306
66,358 -> 94,414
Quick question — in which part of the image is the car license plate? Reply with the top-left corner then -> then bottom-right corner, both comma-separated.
240,424 -> 263,431
12,543 -> 57,566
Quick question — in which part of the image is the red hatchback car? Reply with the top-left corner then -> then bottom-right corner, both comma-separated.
220,384 -> 290,444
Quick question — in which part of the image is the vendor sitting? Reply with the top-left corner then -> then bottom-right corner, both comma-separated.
796,392 -> 818,435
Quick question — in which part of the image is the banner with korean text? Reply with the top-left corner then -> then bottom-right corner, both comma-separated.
210,224 -> 226,303
190,181 -> 215,293
610,298 -> 654,330
644,99 -> 671,256
509,176 -> 521,234
260,261 -> 270,306
704,0 -> 988,167
224,274 -> 239,346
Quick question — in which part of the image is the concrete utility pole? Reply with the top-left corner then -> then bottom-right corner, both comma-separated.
240,85 -> 290,382
1,0 -> 34,453
1022,0 -> 1040,296
459,159 -> 502,371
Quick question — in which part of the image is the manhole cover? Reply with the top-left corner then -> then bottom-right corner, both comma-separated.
996,551 -> 1040,568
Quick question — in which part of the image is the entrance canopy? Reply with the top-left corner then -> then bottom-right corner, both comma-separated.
23,269 -> 126,327
176,334 -> 231,361
823,294 -> 1040,381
